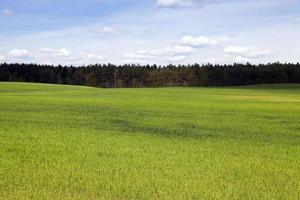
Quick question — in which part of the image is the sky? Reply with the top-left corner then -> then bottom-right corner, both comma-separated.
0,0 -> 300,65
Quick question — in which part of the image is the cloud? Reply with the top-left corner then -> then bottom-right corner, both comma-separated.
124,34 -> 234,63
40,48 -> 71,57
224,45 -> 271,59
40,47 -> 104,65
181,36 -> 218,47
235,56 -> 251,63
94,26 -> 127,36
96,27 -> 117,34
79,53 -> 104,64
40,47 -> 80,65
8,49 -> 30,59
3,9 -> 13,16
204,54 -> 258,64
124,45 -> 194,63
156,0 -> 219,8
0,55 -> 4,62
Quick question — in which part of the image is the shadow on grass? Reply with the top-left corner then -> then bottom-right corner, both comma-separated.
104,118 -> 300,145
230,84 -> 300,90
107,119 -> 230,140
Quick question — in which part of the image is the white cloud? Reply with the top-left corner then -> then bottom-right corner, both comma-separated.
158,45 -> 194,55
224,45 -> 271,59
156,0 -> 218,8
0,55 -> 4,62
181,35 -> 238,48
235,56 -> 251,63
124,45 -> 193,63
164,55 -> 188,62
40,48 -> 71,57
79,53 -> 104,64
181,36 -> 218,47
124,52 -> 157,60
203,54 -> 254,64
40,48 -> 104,65
123,34 -> 235,64
204,57 -> 218,64
203,55 -> 233,64
82,53 -> 104,61
224,46 -> 247,54
3,9 -> 13,16
96,27 -> 116,34
40,48 -> 79,65
94,26 -> 126,36
8,49 -> 30,59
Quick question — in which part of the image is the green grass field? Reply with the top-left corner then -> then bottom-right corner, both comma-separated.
0,82 -> 299,199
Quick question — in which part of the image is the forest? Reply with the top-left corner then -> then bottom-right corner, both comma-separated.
1,62 -> 300,87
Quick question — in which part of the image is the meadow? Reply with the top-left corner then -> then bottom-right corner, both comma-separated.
0,82 -> 299,199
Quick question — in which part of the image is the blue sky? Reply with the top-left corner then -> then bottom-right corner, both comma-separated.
1,0 -> 300,65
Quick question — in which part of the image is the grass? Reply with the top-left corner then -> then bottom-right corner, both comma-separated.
0,82 -> 299,199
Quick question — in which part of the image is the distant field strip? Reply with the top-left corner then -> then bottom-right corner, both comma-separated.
0,83 -> 299,199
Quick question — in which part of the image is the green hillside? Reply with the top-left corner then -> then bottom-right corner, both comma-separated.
0,82 -> 299,199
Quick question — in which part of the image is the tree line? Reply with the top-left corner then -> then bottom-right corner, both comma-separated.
0,62 -> 300,87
